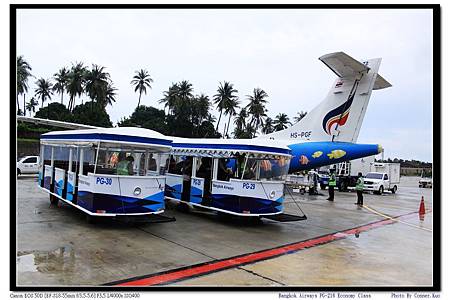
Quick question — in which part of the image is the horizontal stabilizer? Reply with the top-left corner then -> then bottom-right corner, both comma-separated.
373,74 -> 392,90
319,52 -> 370,78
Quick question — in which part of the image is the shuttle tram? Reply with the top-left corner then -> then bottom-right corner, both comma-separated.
38,127 -> 173,219
164,138 -> 292,217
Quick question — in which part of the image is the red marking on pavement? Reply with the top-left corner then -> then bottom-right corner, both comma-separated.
110,211 -> 420,287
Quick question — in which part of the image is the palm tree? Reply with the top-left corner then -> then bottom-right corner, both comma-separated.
159,83 -> 180,114
159,80 -> 193,117
294,111 -> 307,123
234,108 -> 247,131
195,94 -> 211,121
17,56 -> 33,115
223,97 -> 240,138
34,78 -> 53,108
131,69 -> 153,109
191,94 -> 211,136
234,122 -> 254,139
178,80 -> 193,101
85,64 -> 111,108
273,113 -> 292,131
246,88 -> 269,137
261,117 -> 274,134
213,81 -> 238,131
104,82 -> 117,107
25,97 -> 39,116
53,67 -> 69,105
66,62 -> 87,111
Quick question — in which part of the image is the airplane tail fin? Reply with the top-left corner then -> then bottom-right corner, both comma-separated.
261,52 -> 391,143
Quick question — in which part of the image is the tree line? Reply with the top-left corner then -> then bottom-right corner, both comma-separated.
376,158 -> 432,168
16,55 -> 307,138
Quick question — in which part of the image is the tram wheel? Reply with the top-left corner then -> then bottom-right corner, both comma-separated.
248,216 -> 263,224
86,215 -> 98,224
49,194 -> 59,206
217,211 -> 232,221
176,202 -> 190,212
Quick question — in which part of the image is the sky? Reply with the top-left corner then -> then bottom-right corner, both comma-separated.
16,8 -> 434,162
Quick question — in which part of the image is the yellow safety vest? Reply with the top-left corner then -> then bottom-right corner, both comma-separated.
116,160 -> 130,175
356,177 -> 364,191
329,174 -> 336,186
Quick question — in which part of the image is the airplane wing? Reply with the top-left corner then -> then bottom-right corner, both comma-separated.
373,74 -> 392,90
319,52 -> 370,78
17,115 -> 100,129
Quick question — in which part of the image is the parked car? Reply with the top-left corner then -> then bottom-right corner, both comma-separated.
419,177 -> 432,188
17,156 -> 40,175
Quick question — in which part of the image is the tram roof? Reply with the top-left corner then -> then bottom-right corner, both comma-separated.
40,127 -> 172,150
171,137 -> 291,157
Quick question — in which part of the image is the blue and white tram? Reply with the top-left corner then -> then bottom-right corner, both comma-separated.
164,138 -> 292,216
38,127 -> 173,218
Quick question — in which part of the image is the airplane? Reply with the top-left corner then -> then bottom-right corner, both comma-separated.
17,51 -> 391,174
257,51 -> 391,172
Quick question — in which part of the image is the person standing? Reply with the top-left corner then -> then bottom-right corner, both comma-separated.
327,169 -> 336,201
355,172 -> 364,206
309,170 -> 319,195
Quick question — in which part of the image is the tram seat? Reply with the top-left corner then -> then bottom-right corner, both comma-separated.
82,164 -> 95,175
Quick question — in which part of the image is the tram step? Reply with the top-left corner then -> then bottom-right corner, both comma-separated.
262,213 -> 307,222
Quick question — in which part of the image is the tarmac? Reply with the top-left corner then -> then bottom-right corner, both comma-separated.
15,176 -> 433,287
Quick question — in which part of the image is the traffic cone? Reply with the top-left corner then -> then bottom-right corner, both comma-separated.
419,196 -> 426,221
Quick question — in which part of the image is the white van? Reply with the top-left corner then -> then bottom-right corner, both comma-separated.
364,163 -> 400,194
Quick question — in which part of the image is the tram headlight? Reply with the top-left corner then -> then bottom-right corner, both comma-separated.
133,187 -> 142,196
269,190 -> 276,199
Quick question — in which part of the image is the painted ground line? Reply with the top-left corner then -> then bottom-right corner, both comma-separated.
106,210 -> 421,287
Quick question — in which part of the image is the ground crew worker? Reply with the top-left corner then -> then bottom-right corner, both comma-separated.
355,172 -> 364,206
309,170 -> 319,195
327,169 -> 336,201
116,153 -> 134,175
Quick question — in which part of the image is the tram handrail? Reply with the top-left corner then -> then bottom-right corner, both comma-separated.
87,172 -> 166,179
228,178 -> 285,185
